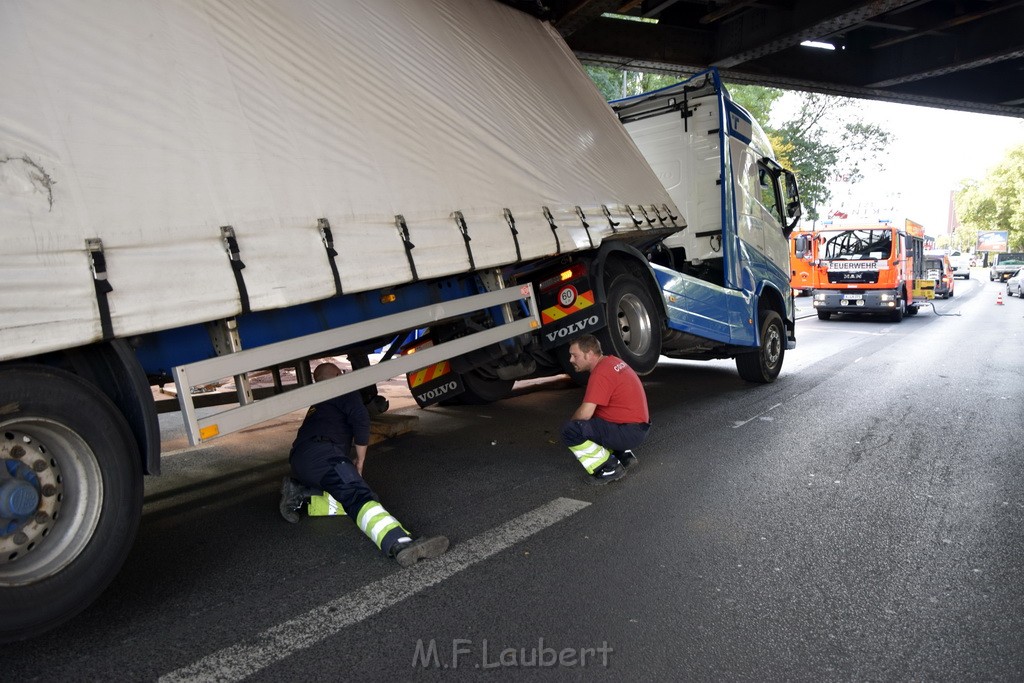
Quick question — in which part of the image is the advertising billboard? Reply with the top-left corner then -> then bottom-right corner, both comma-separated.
977,231 -> 1009,252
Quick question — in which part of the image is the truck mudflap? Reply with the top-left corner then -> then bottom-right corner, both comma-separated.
536,283 -> 606,349
407,360 -> 465,407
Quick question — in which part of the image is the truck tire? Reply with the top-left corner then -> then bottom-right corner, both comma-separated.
735,309 -> 785,383
0,365 -> 143,643
597,274 -> 662,376
451,369 -> 515,405
889,296 -> 905,322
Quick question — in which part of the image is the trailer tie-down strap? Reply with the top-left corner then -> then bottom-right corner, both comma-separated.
602,205 -> 619,234
662,203 -> 680,225
220,226 -> 250,315
626,205 -> 644,228
86,238 -> 114,340
395,215 -> 418,281
317,218 -> 343,296
638,205 -> 655,227
503,208 -> 523,262
453,211 -> 476,271
575,206 -> 594,248
543,206 -> 561,253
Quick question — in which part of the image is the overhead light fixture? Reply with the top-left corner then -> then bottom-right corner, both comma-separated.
601,13 -> 658,24
800,40 -> 836,50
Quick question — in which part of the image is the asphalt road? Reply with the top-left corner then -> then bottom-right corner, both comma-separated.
9,274 -> 1023,681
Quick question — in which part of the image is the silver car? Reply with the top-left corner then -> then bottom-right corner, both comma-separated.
1007,268 -> 1024,298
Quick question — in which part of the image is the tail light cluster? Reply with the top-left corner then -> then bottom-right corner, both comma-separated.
538,263 -> 588,292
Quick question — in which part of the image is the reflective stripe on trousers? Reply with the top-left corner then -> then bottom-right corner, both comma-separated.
308,492 -> 346,516
355,500 -> 407,550
307,495 -> 410,554
568,439 -> 611,474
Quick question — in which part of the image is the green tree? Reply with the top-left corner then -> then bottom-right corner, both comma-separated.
584,65 -> 678,101
771,94 -> 891,223
727,84 -> 783,125
955,145 -> 1024,251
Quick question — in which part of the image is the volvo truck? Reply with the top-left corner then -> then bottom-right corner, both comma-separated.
0,0 -> 799,640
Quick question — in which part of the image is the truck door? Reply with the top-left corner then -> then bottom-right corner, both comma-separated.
757,161 -> 789,273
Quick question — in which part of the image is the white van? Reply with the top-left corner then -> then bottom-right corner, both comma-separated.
949,251 -> 971,279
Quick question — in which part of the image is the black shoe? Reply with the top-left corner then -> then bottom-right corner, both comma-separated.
588,463 -> 626,485
392,536 -> 450,568
279,476 -> 306,523
616,450 -> 639,469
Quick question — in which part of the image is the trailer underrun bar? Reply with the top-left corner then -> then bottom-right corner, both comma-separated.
172,284 -> 540,446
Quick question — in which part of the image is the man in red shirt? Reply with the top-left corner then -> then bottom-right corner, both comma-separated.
561,334 -> 650,484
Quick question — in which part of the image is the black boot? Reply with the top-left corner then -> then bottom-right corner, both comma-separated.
391,536 -> 450,568
279,476 -> 308,523
616,450 -> 639,469
588,462 -> 626,485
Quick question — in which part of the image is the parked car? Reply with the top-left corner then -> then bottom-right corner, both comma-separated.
990,252 -> 1024,281
1007,268 -> 1024,298
923,252 -> 955,299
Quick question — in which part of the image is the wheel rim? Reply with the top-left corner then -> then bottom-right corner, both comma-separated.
0,420 -> 103,586
615,293 -> 652,356
764,321 -> 782,369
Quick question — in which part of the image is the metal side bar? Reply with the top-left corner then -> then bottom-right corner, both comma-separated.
172,284 -> 539,446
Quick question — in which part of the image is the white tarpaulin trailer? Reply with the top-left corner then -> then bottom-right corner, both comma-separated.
0,0 -> 677,361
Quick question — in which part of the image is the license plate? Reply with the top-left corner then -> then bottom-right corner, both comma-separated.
842,294 -> 863,300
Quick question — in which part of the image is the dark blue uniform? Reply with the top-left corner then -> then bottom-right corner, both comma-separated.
288,392 -> 406,553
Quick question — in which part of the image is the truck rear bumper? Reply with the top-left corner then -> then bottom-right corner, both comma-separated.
812,289 -> 900,314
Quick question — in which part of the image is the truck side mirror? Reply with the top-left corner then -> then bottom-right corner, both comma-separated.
781,170 -> 802,236
794,234 -> 810,259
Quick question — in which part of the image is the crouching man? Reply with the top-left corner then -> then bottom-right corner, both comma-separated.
561,335 -> 650,484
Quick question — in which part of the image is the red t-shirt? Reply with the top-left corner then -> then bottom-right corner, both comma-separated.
583,355 -> 649,424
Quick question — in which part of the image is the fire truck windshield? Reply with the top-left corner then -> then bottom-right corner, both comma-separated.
822,229 -> 893,260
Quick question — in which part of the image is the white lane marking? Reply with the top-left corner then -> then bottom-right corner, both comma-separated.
160,497 -> 591,683
799,328 -> 892,336
731,402 -> 783,429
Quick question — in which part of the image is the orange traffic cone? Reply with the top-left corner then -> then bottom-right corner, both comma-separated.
996,290 -> 1004,305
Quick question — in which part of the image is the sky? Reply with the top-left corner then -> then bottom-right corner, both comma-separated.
775,94 -> 1024,237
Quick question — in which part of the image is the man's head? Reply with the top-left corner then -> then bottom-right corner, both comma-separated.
313,362 -> 343,382
568,334 -> 602,373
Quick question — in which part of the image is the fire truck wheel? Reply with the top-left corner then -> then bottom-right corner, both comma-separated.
0,365 -> 142,643
890,296 -> 905,322
736,309 -> 785,383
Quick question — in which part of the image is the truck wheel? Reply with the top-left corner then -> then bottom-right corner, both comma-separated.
735,309 -> 785,383
452,369 -> 515,405
597,274 -> 662,376
889,297 -> 905,322
817,311 -> 831,321
0,365 -> 142,643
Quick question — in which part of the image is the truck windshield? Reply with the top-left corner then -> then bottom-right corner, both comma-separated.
996,253 -> 1024,266
822,229 -> 892,260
